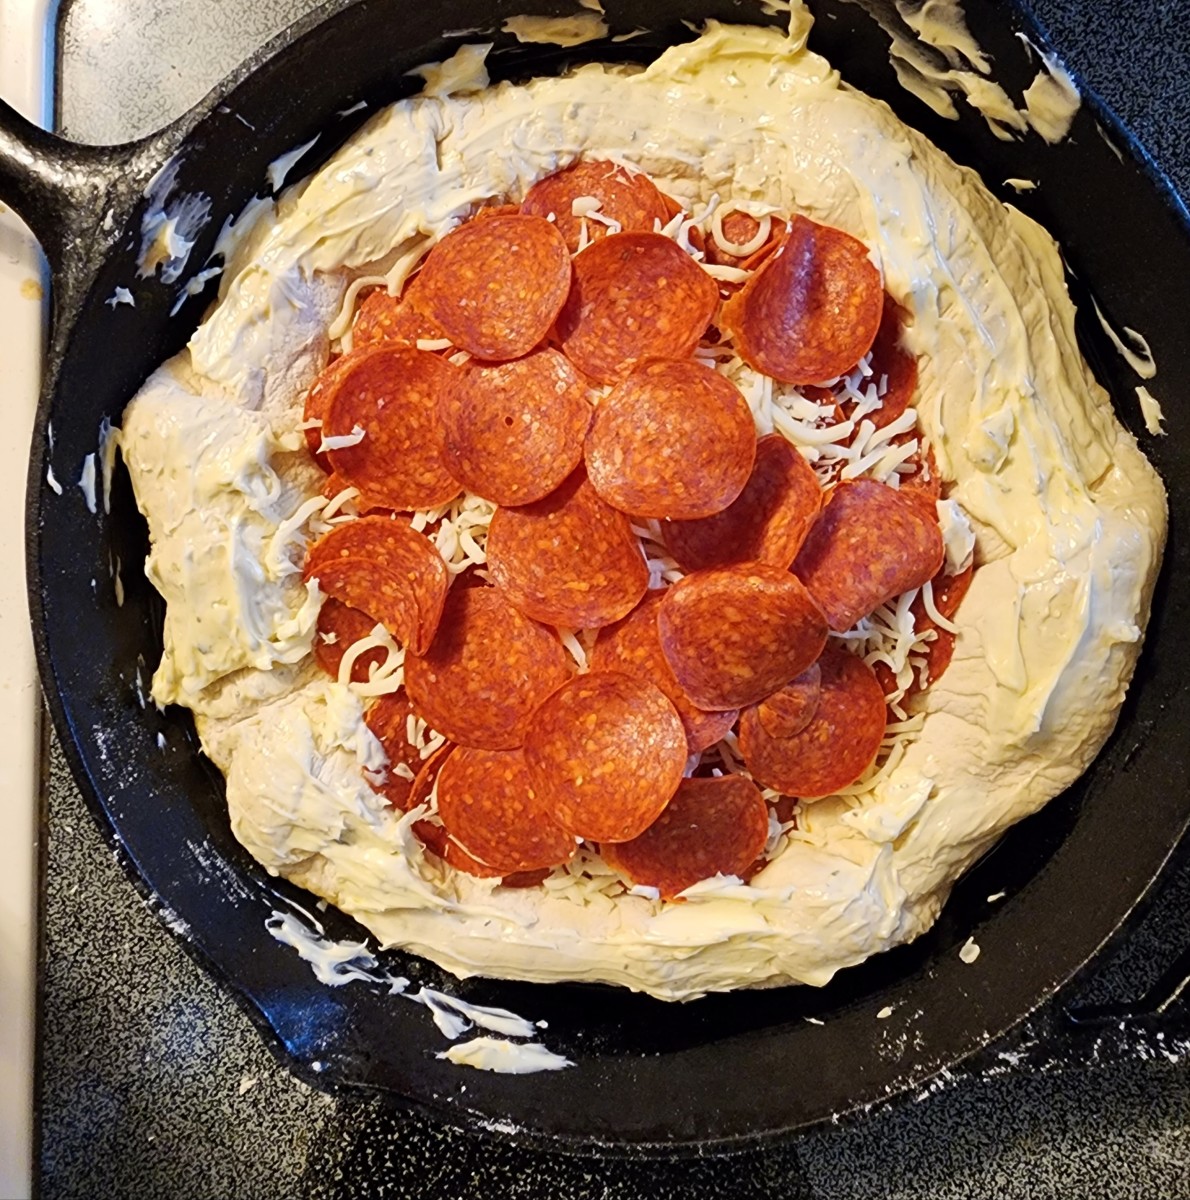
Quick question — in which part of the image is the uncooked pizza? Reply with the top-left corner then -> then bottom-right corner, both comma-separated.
118,16 -> 1166,1000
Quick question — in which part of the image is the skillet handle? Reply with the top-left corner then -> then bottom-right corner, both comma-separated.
0,97 -> 133,276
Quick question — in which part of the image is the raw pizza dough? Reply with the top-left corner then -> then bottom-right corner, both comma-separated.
119,17 -> 1166,1000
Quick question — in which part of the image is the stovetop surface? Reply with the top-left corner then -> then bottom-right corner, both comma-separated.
39,0 -> 1190,1196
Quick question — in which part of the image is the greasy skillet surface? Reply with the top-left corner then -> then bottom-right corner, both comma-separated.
17,0 -> 1190,1154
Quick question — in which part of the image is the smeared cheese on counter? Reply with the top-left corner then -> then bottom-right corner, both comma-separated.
120,13 -> 1165,1001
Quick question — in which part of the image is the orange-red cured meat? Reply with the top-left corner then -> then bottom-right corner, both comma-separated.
792,478 -> 944,632
436,746 -> 576,873
521,159 -> 671,253
473,203 -> 522,220
323,347 -> 462,512
440,347 -> 593,506
658,563 -> 828,710
524,670 -> 687,843
310,558 -> 420,653
601,775 -> 768,899
898,442 -> 942,507
305,516 -> 447,654
864,294 -> 917,430
410,214 -> 571,360
408,741 -> 455,811
720,215 -> 883,385
705,211 -> 788,268
739,645 -> 886,798
590,592 -> 737,754
914,563 -> 974,688
314,598 -> 388,685
556,232 -> 718,384
364,691 -> 421,808
486,469 -> 648,628
663,434 -> 822,572
584,358 -> 756,519
404,587 -> 571,751
352,285 -> 447,350
303,346 -> 378,466
757,661 -> 822,739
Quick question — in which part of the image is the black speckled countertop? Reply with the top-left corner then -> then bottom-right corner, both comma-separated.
39,1 -> 1190,1195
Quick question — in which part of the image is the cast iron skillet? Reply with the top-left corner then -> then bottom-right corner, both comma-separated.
4,0 -> 1189,1156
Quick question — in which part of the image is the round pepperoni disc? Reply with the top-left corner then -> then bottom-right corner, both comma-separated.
521,159 -> 672,253
408,741 -> 455,811
364,691 -> 420,808
705,211 -> 787,268
314,598 -> 388,684
584,358 -> 756,519
486,469 -> 648,628
436,746 -> 576,873
404,587 -> 571,751
739,645 -> 886,798
303,346 -> 378,465
352,286 -> 447,350
440,347 -> 593,506
658,563 -> 828,710
324,347 -> 462,512
556,232 -> 718,384
792,478 -> 944,632
305,516 -> 448,654
865,293 -> 917,430
664,434 -> 822,572
601,775 -> 769,899
591,592 -> 737,754
524,671 -> 687,843
310,558 -> 420,652
410,214 -> 571,361
757,661 -> 822,738
720,215 -> 883,385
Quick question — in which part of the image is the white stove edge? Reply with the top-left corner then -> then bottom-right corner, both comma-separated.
0,1 -> 53,1196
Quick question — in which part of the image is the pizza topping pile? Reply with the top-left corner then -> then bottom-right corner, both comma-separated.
295,159 -> 967,900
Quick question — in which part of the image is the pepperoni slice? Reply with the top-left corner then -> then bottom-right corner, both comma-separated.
601,775 -> 769,899
584,358 -> 756,519
486,469 -> 648,628
658,564 -> 828,711
864,294 -> 917,430
739,645 -> 886,798
303,346 -> 377,466
364,691 -> 420,808
556,232 -> 718,384
352,285 -> 447,350
792,478 -> 944,633
913,563 -> 974,688
757,662 -> 822,738
663,434 -> 822,572
590,593 -> 737,754
410,214 -> 571,361
440,347 -> 593,506
720,215 -> 883,385
404,587 -> 571,751
314,599 -> 388,684
436,746 -> 576,873
473,203 -> 522,220
898,442 -> 942,507
705,211 -> 787,269
305,517 -> 447,654
323,347 -> 462,512
524,671 -> 687,842
415,740 -> 456,806
521,159 -> 672,253
309,558 -> 420,653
